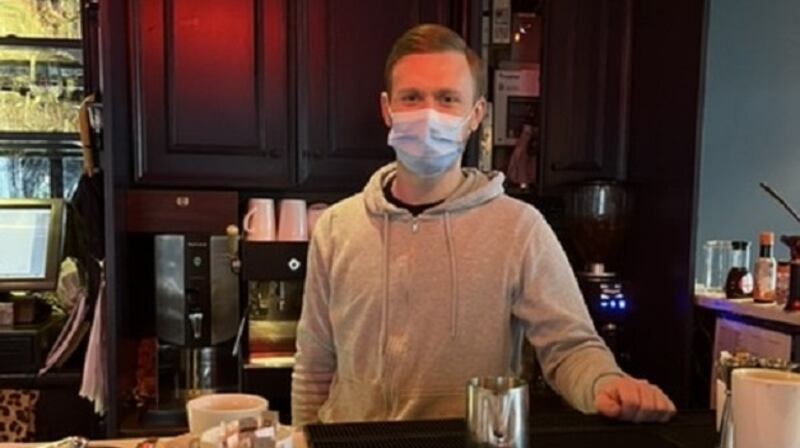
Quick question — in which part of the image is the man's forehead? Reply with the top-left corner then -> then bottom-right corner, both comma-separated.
392,51 -> 470,72
391,52 -> 472,87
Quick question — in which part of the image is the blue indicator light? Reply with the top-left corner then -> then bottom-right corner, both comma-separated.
609,301 -> 617,309
600,301 -> 608,308
619,300 -> 627,310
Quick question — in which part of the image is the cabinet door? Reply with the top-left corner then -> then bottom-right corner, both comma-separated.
296,0 -> 458,190
130,0 -> 293,188
540,0 -> 631,190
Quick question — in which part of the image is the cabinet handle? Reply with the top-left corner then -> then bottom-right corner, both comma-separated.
176,196 -> 190,207
269,148 -> 282,159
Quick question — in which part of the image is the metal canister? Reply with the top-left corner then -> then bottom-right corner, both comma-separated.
467,376 -> 529,448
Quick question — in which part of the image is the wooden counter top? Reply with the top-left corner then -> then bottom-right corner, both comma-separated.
695,292 -> 800,327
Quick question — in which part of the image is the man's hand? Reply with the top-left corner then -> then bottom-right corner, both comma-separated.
594,377 -> 676,423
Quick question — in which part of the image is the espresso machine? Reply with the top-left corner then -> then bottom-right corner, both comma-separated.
564,181 -> 632,367
153,234 -> 240,418
241,243 -> 307,362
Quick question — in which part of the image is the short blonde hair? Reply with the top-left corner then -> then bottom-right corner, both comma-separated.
384,24 -> 485,102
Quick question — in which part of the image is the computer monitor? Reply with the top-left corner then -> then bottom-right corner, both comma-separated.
0,199 -> 65,292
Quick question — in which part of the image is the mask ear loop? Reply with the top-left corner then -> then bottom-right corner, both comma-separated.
463,97 -> 486,132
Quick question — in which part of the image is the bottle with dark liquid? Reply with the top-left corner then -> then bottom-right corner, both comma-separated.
785,262 -> 800,311
725,241 -> 753,299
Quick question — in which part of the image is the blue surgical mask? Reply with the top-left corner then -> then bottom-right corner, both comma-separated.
387,107 -> 472,178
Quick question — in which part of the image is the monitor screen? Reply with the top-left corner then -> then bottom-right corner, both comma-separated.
0,200 -> 64,292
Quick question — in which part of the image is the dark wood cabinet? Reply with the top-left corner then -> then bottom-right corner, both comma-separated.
296,0 -> 458,189
125,190 -> 238,234
130,0 -> 294,188
130,0 -> 476,190
540,0 -> 631,191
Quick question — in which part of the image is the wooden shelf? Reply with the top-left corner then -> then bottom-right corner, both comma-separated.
695,293 -> 800,328
0,368 -> 82,389
246,353 -> 295,369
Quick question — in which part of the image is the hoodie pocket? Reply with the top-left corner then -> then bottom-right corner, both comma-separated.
394,386 -> 466,420
319,375 -> 388,422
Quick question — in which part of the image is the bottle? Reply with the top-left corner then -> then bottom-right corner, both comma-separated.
776,261 -> 792,306
784,262 -> 800,312
753,232 -> 777,303
725,241 -> 753,299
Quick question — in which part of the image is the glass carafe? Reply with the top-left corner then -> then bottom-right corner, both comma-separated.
703,240 -> 732,294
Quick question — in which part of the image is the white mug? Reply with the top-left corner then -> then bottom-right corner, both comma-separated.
277,199 -> 308,241
732,368 -> 800,448
307,203 -> 329,237
243,198 -> 276,241
186,393 -> 268,435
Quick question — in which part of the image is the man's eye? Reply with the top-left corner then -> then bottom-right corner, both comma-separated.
400,94 -> 419,102
440,95 -> 459,104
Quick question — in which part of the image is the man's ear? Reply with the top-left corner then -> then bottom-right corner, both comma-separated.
380,91 -> 392,128
468,96 -> 487,132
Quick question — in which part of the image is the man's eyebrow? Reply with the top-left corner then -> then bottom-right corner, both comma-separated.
395,88 -> 422,95
434,89 -> 463,97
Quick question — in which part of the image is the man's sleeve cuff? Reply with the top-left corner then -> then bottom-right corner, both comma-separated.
591,371 -> 627,399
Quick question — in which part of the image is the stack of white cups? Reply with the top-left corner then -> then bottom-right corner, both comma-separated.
242,198 -> 328,242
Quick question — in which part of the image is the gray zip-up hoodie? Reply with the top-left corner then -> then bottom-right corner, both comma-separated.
291,163 -> 624,426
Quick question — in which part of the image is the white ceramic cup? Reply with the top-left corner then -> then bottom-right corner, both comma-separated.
732,368 -> 800,448
243,198 -> 276,241
307,203 -> 329,237
186,393 -> 268,435
277,199 -> 308,241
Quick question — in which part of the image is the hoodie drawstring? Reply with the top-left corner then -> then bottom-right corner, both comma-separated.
380,213 -> 390,359
443,212 -> 459,338
380,213 -> 391,414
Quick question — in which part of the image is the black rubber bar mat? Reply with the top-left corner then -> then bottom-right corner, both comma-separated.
304,418 -> 703,448
304,419 -> 466,448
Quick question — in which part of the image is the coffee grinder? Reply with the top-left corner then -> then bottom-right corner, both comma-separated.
564,181 -> 632,366
151,234 -> 241,423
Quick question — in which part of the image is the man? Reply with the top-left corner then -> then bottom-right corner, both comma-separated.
291,24 -> 675,426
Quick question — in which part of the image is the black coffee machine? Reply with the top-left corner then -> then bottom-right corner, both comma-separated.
565,181 -> 632,367
151,234 -> 240,421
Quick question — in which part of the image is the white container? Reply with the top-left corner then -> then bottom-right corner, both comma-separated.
732,368 -> 800,448
187,393 -> 268,435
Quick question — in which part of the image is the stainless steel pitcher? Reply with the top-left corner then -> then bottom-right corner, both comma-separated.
467,376 -> 529,447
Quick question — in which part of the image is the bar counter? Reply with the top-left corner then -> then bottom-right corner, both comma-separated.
303,406 -> 716,447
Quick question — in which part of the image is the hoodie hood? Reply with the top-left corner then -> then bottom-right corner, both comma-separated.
363,162 -> 506,217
